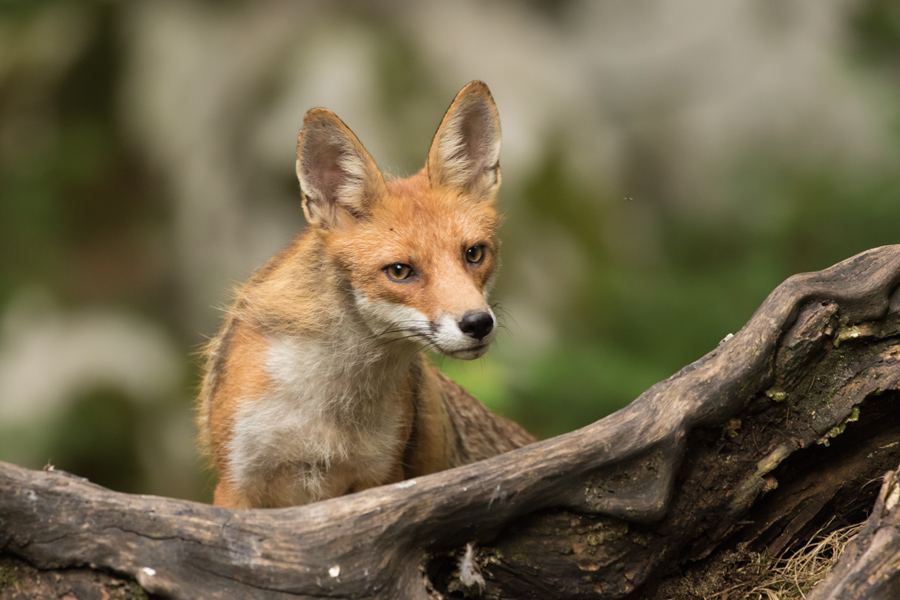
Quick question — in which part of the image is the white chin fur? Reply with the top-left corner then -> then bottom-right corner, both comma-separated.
441,344 -> 491,360
354,292 -> 495,358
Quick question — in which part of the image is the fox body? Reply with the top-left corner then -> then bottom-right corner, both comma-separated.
197,81 -> 534,509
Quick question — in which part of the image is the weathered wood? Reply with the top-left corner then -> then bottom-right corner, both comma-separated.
0,555 -> 146,600
1,245 -> 899,599
806,462 -> 900,600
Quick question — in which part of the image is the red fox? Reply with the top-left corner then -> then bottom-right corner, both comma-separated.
196,81 -> 535,509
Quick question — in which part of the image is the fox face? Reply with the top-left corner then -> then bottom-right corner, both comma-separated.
332,184 -> 500,359
296,82 -> 503,360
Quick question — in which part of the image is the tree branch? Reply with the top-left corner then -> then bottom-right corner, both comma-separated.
806,462 -> 900,600
1,245 -> 899,599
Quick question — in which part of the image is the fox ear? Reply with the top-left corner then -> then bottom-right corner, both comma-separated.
426,81 -> 502,201
296,108 -> 386,229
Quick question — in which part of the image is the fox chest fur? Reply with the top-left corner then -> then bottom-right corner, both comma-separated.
221,314 -> 416,507
197,81 -> 535,509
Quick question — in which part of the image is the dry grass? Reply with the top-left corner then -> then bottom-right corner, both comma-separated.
707,522 -> 863,600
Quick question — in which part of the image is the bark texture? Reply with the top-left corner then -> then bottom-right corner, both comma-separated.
805,462 -> 900,600
1,245 -> 899,600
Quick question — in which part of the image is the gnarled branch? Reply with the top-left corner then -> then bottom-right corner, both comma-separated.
1,245 -> 899,599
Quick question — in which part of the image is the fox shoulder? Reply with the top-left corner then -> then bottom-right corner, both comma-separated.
427,364 -> 535,465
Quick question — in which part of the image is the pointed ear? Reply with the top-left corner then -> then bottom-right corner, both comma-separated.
296,108 -> 387,229
426,81 -> 502,201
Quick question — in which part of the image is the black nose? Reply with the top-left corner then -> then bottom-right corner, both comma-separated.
458,311 -> 494,340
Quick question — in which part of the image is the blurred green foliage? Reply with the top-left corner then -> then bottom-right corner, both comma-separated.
48,387 -> 145,492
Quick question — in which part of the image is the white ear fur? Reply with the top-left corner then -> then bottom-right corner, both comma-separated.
427,81 -> 502,200
296,108 -> 386,229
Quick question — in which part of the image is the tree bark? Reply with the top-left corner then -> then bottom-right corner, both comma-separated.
805,461 -> 900,600
1,245 -> 899,600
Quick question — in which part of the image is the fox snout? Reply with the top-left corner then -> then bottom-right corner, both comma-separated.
459,311 -> 494,341
446,310 -> 496,360
429,306 -> 497,360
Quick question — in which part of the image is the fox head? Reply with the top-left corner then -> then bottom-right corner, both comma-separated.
295,81 -> 503,359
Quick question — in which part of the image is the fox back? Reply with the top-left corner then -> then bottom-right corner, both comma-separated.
197,81 -> 534,509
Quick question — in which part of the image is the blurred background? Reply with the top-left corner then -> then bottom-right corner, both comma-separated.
0,0 -> 898,502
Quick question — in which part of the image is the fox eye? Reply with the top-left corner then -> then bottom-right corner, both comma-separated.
384,263 -> 414,282
465,244 -> 485,265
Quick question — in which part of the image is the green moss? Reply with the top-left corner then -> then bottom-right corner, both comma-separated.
0,562 -> 22,591
817,406 -> 861,446
729,445 -> 791,511
722,418 -> 742,438
112,581 -> 150,600
766,388 -> 788,402
833,325 -> 863,348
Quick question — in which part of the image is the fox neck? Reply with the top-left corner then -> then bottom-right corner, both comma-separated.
269,325 -> 415,414
258,269 -> 421,418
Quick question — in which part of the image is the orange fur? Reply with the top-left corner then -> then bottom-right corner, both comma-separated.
197,81 -> 534,508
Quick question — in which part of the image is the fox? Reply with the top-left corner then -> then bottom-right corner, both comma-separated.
196,81 -> 535,509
